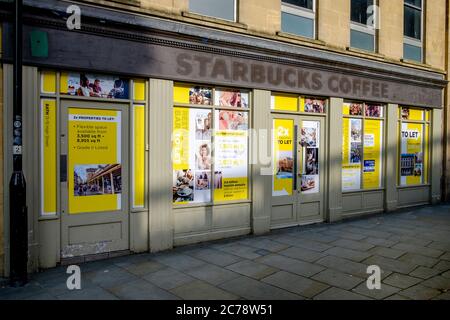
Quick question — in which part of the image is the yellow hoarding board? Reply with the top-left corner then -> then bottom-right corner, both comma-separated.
273,119 -> 294,196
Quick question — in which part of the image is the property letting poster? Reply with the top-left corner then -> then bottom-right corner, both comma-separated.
214,111 -> 249,201
300,121 -> 320,194
68,108 -> 122,214
273,119 -> 294,197
400,123 -> 424,185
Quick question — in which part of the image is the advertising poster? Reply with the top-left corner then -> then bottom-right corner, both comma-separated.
68,108 -> 122,214
61,73 -> 129,99
301,98 -> 326,113
273,119 -> 294,197
172,107 -> 212,204
342,118 -> 362,190
214,111 -> 249,201
400,123 -> 424,185
363,120 -> 383,189
215,89 -> 249,108
301,121 -> 320,194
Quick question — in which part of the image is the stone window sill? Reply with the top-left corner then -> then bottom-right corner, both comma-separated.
276,31 -> 326,47
182,11 -> 248,30
346,47 -> 385,60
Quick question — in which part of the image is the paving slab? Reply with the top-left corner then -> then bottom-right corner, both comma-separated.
278,246 -> 327,263
120,260 -> 165,276
363,255 -> 417,275
409,266 -> 442,280
184,263 -> 240,286
226,260 -> 278,280
142,268 -> 195,290
421,276 -> 450,291
362,237 -> 398,248
313,287 -> 371,300
153,253 -> 206,271
184,248 -> 243,267
352,282 -> 400,300
383,273 -> 422,289
256,254 -> 324,278
315,255 -> 368,278
399,284 -> 441,300
434,260 -> 450,271
262,271 -> 329,299
109,279 -> 179,300
330,239 -> 375,252
368,247 -> 406,260
171,280 -> 239,300
312,269 -> 364,290
324,246 -> 372,262
398,253 -> 439,268
219,276 -> 303,300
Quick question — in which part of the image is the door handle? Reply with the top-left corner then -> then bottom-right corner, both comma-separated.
60,155 -> 67,182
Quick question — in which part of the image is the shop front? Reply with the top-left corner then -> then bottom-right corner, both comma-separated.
1,1 -> 446,272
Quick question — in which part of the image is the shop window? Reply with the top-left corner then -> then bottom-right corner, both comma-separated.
172,84 -> 250,205
281,0 -> 316,39
350,0 -> 376,52
271,93 -> 326,113
189,0 -> 236,22
403,0 -> 423,62
342,102 -> 384,191
398,107 -> 430,186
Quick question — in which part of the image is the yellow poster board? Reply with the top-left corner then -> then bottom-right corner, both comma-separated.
68,108 -> 122,214
363,119 -> 383,189
41,99 -> 57,216
271,93 -> 298,112
342,118 -> 362,190
133,105 -> 145,208
273,119 -> 294,196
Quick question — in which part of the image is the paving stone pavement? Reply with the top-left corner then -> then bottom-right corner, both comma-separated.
1,204 -> 450,300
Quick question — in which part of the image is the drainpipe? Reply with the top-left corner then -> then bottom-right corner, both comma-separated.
9,0 -> 28,287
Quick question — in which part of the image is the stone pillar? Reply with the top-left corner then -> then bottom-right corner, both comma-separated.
385,103 -> 398,211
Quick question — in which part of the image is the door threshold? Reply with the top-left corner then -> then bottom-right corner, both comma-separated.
60,250 -> 131,266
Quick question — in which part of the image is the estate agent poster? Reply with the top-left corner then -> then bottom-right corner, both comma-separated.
214,111 -> 249,201
300,121 -> 320,194
400,123 -> 424,185
68,108 -> 122,214
172,107 -> 212,204
273,119 -> 294,197
362,120 -> 383,189
342,117 -> 362,191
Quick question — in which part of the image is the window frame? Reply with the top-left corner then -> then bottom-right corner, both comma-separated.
342,101 -> 386,192
281,0 -> 317,39
349,0 -> 377,52
403,0 -> 424,62
188,0 -> 237,23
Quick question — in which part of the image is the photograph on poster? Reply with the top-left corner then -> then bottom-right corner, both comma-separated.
350,103 -> 363,116
401,108 -> 410,120
400,154 -> 415,176
195,111 -> 212,140
218,111 -> 248,130
305,148 -> 319,175
350,143 -> 362,163
215,89 -> 249,108
365,104 -> 383,117
74,164 -> 122,196
351,119 -> 362,142
363,160 -> 375,172
304,98 -> 326,113
189,87 -> 213,105
214,171 -> 223,189
301,175 -> 318,193
66,73 -> 129,99
276,152 -> 294,178
195,171 -> 211,190
173,169 -> 194,202
300,127 -> 317,147
196,143 -> 212,170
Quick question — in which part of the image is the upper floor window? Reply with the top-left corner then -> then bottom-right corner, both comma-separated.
189,0 -> 236,22
350,0 -> 376,52
281,0 -> 316,39
403,0 -> 423,62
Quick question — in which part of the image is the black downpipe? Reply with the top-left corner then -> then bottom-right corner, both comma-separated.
9,0 -> 28,287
